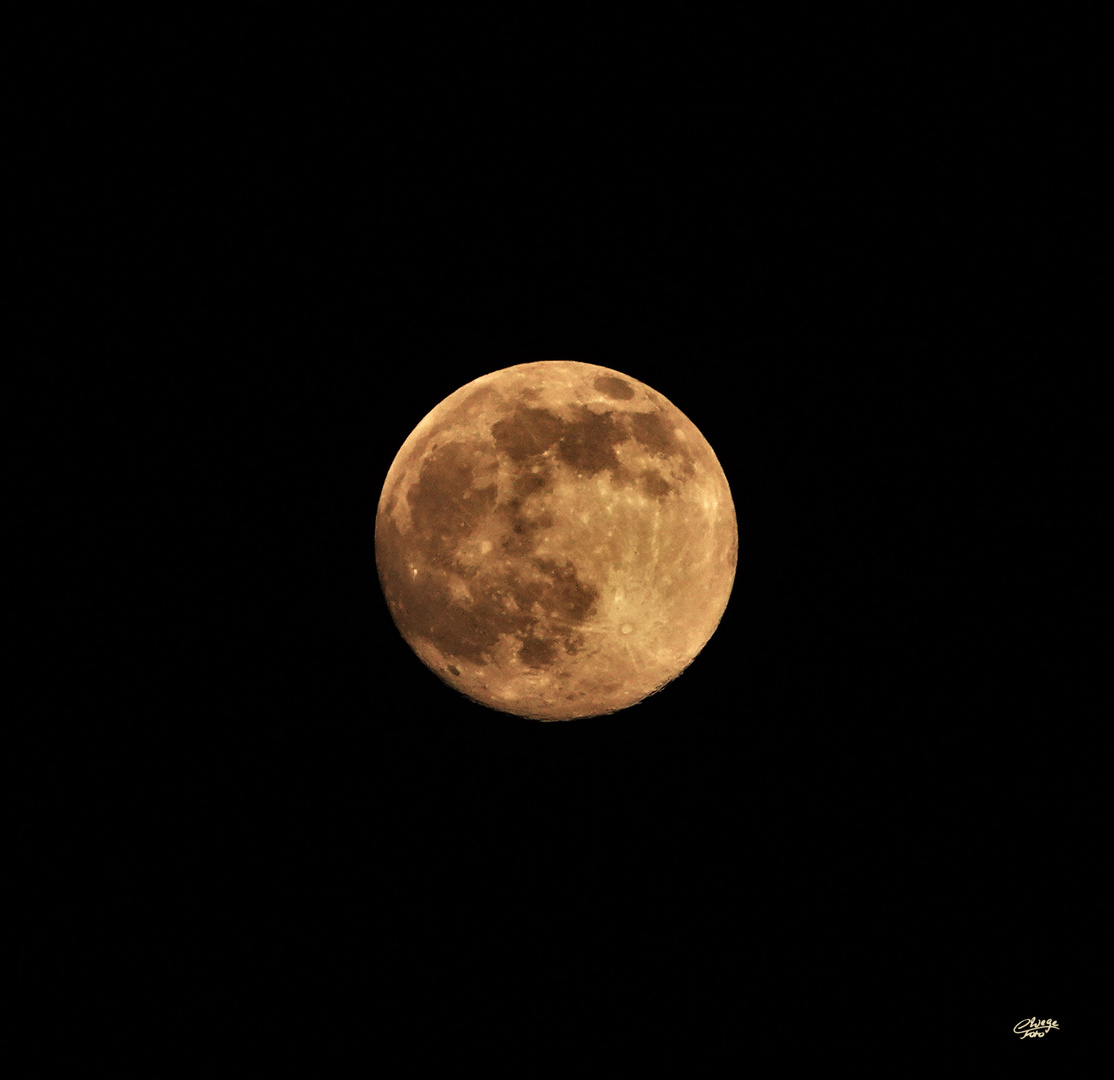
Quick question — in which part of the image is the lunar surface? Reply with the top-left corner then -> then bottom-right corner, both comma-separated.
375,361 -> 737,720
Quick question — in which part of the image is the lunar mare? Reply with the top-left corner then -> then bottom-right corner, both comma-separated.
375,361 -> 737,720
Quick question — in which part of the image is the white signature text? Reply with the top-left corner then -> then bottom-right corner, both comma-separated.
1014,1017 -> 1059,1039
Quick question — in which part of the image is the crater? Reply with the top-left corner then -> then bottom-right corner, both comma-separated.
594,375 -> 635,400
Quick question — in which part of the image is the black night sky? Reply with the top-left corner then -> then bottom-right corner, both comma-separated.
34,14 -> 1099,1067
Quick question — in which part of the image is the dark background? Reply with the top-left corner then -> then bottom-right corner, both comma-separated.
26,13 -> 1101,1067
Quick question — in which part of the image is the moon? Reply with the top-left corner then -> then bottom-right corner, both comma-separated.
375,361 -> 737,720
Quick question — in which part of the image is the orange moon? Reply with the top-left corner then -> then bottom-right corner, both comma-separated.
375,361 -> 737,720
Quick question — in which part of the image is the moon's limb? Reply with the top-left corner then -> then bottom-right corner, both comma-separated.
375,361 -> 737,720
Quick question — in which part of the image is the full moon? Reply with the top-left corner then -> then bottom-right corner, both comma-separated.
375,361 -> 737,720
